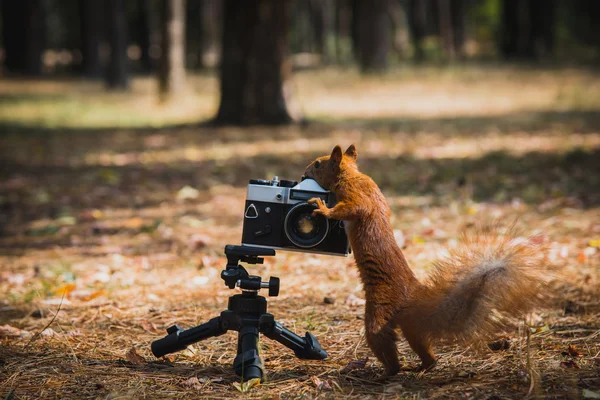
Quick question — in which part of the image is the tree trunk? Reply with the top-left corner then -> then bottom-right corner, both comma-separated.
187,0 -> 220,69
407,0 -> 426,62
500,0 -> 533,60
159,0 -> 186,98
356,0 -> 391,73
137,0 -> 154,73
106,0 -> 129,89
308,0 -> 326,57
437,0 -> 455,60
501,0 -> 555,60
350,0 -> 360,60
214,0 -> 293,125
450,0 -> 465,59
390,0 -> 409,58
1,0 -> 45,75
334,0 -> 351,63
201,0 -> 221,68
531,0 -> 555,58
79,0 -> 104,78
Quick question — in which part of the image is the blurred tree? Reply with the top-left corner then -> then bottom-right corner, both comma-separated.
307,0 -> 333,63
390,0 -> 410,59
136,0 -> 154,73
79,0 -> 104,78
1,0 -> 46,75
438,0 -> 465,60
186,0 -> 221,69
334,0 -> 352,62
159,0 -> 186,98
500,0 -> 556,60
106,0 -> 129,89
407,0 -> 427,61
356,0 -> 391,72
214,0 -> 293,125
564,0 -> 600,54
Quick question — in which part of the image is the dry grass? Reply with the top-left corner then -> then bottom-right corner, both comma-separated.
1,66 -> 599,399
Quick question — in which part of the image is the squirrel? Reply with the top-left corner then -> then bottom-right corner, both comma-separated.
303,144 -> 546,375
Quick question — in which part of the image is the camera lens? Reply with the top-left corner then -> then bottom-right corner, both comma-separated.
284,203 -> 329,248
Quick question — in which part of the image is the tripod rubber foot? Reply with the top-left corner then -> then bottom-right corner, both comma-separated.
295,332 -> 328,360
233,349 -> 264,381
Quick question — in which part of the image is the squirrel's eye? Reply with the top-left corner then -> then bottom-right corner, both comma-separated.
315,161 -> 321,168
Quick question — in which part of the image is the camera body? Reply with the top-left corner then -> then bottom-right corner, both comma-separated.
241,177 -> 350,256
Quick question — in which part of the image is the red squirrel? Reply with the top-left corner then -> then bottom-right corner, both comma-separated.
304,144 -> 545,375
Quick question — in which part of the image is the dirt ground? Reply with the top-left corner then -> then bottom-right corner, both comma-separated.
1,66 -> 599,399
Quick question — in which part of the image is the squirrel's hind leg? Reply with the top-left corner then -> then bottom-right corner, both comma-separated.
365,309 -> 401,376
401,326 -> 437,372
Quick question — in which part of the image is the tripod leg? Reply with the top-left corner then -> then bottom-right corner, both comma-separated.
151,317 -> 226,358
233,326 -> 264,381
263,321 -> 328,360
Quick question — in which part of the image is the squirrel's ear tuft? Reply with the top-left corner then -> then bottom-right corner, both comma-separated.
331,145 -> 343,164
345,144 -> 358,160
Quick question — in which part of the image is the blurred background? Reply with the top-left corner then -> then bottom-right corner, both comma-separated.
1,1 -> 599,398
0,0 -> 599,127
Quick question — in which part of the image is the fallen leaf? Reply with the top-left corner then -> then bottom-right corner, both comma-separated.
340,357 -> 368,373
177,186 -> 200,201
80,290 -> 107,302
583,389 -> 600,399
41,328 -> 57,337
233,377 -> 260,393
384,383 -> 404,393
181,376 -> 203,390
191,276 -> 209,286
140,321 -> 158,333
311,376 -> 332,391
577,251 -> 587,264
0,324 -> 33,339
124,217 -> 144,230
345,293 -> 366,307
125,347 -> 146,365
564,344 -> 582,358
560,360 -> 579,369
55,283 -> 76,296
180,345 -> 198,358
530,324 -> 550,334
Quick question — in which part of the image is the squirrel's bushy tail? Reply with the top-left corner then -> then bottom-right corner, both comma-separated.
401,230 -> 548,343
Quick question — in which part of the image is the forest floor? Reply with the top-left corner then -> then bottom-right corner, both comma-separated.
0,65 -> 599,399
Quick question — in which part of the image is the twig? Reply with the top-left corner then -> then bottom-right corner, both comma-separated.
564,330 -> 600,343
24,292 -> 65,350
526,321 -> 535,397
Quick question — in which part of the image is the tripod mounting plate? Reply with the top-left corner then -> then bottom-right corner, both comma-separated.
225,245 -> 275,266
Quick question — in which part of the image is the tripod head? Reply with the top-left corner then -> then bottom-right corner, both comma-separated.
221,245 -> 279,296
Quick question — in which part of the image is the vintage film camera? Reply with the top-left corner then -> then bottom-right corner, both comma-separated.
241,176 -> 350,256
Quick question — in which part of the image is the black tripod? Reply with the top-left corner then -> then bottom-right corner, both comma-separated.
151,245 -> 328,381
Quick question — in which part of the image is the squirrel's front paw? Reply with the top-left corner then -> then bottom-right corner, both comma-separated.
308,197 -> 329,217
